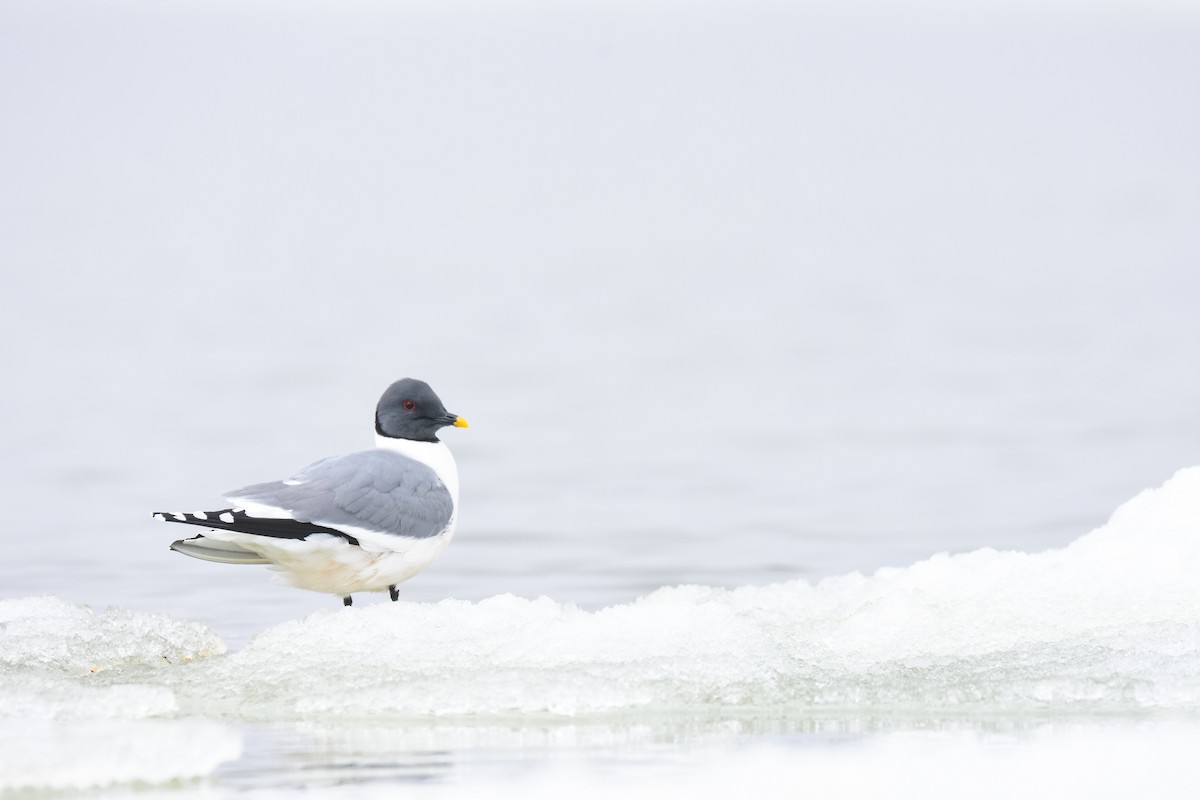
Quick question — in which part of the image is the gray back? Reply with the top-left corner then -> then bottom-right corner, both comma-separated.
225,449 -> 454,540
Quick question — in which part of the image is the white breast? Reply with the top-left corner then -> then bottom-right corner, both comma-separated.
374,434 -> 460,506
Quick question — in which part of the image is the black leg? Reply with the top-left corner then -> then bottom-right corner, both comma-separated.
388,585 -> 399,602
343,595 -> 353,607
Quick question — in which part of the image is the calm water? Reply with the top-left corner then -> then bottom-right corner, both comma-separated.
1,0 -> 1199,795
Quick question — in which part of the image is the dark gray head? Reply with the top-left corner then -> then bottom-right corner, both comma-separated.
375,378 -> 468,442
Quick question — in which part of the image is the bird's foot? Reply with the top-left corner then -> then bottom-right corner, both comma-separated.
342,595 -> 353,607
388,585 -> 399,602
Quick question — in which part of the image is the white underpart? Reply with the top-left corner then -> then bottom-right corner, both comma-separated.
196,532 -> 457,595
202,435 -> 461,596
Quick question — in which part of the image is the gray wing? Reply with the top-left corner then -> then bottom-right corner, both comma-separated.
224,449 -> 454,540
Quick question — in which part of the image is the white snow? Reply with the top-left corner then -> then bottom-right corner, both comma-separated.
0,718 -> 241,793
166,466 -> 1200,718
0,596 -> 225,674
0,597 -> 237,791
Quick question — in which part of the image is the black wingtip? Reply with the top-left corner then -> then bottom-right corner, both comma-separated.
152,508 -> 361,547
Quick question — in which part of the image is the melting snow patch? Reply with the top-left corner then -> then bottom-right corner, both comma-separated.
0,596 -> 225,674
0,598 -> 238,789
0,718 -> 242,793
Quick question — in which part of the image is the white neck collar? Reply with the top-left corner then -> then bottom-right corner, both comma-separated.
374,434 -> 460,505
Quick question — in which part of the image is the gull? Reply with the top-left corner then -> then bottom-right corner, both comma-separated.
155,378 -> 467,606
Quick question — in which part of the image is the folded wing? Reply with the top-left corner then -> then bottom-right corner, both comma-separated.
224,448 -> 455,541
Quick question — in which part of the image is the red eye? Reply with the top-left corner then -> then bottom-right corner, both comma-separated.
402,399 -> 416,411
